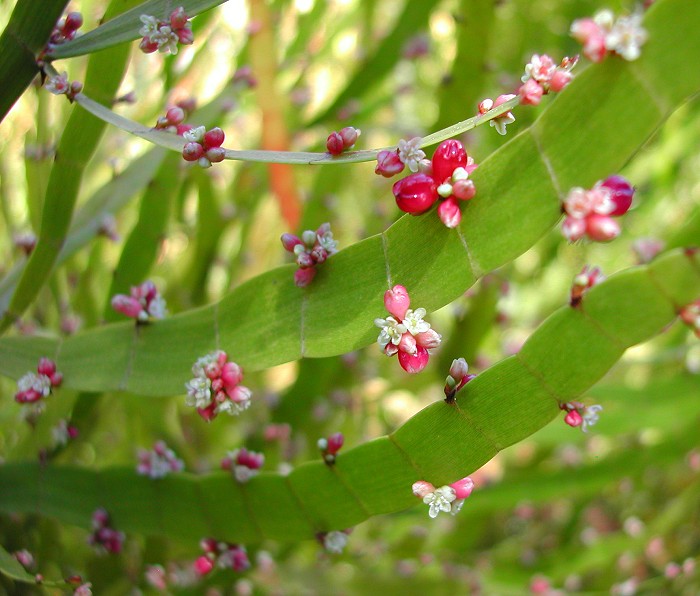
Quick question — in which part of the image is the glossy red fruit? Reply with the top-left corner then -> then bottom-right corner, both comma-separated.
600,175 -> 634,216
392,173 -> 438,214
431,140 -> 467,184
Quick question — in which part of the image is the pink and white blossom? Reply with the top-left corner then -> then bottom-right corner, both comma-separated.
111,280 -> 167,321
137,441 -> 184,478
221,447 -> 265,482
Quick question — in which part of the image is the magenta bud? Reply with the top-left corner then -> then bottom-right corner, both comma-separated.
564,409 -> 583,427
64,12 -> 83,33
562,216 -> 587,242
452,179 -> 476,201
449,358 -> 469,380
311,247 -> 328,264
431,140 -> 467,184
549,69 -> 572,93
327,432 -> 344,455
438,197 -> 462,228
170,7 -> 189,29
339,126 -> 360,149
111,295 -> 143,319
397,345 -> 430,374
206,147 -> 226,163
221,362 -> 243,387
375,150 -> 405,178
296,252 -> 314,268
139,38 -> 159,53
518,79 -> 544,106
204,127 -> 225,148
326,132 -> 344,155
176,27 -> 194,45
412,480 -> 435,498
415,329 -> 441,349
49,372 -> 63,387
281,233 -> 303,252
69,81 -> 83,95
586,214 -> 621,242
37,357 -> 56,377
194,555 -> 214,577
166,107 -> 185,125
449,477 -> 474,499
600,175 -> 634,216
182,142 -> 204,162
176,124 -> 193,136
392,172 -> 438,214
294,267 -> 317,287
384,285 -> 410,320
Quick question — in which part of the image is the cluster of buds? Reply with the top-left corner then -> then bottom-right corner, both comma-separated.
185,351 -> 252,421
375,285 -> 441,374
317,432 -> 344,465
221,448 -> 265,482
182,126 -> 226,168
391,139 -> 477,228
443,358 -> 476,403
48,11 -> 83,46
570,265 -> 605,307
571,9 -> 648,63
518,54 -> 577,106
66,576 -> 93,596
14,358 -> 63,404
680,299 -> 700,339
136,441 -> 185,478
154,106 -> 192,135
562,175 -> 635,242
88,508 -> 124,555
195,539 -> 250,577
326,127 -> 360,155
44,72 -> 83,101
375,137 -> 427,178
317,529 -> 352,554
560,401 -> 603,432
412,477 -> 474,519
111,280 -> 167,322
139,7 -> 193,55
281,223 -> 338,287
478,94 -> 517,136
52,419 -> 79,447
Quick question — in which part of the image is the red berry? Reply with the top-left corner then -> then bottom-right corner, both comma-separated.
326,132 -> 344,155
392,173 -> 438,214
600,175 -> 634,216
203,127 -> 225,148
431,140 -> 467,184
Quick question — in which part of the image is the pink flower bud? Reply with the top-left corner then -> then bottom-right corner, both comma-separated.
438,197 -> 462,228
140,38 -> 159,53
221,362 -> 243,387
296,251 -> 314,268
206,147 -> 226,163
326,132 -> 344,155
549,69 -> 572,92
166,107 -> 185,125
375,150 -> 405,177
449,476 -> 474,499
194,555 -> 214,577
64,12 -> 83,33
281,233 -> 303,252
586,214 -> 621,242
170,7 -> 189,29
37,357 -> 56,377
415,329 -> 441,349
564,409 -> 583,427
327,432 -> 344,455
571,19 -> 608,63
398,332 -> 417,355
412,480 -> 435,498
311,247 -> 328,264
294,267 -> 317,287
518,79 -> 544,106
204,127 -> 225,148
176,123 -> 193,136
384,285 -> 410,320
69,81 -> 83,96
49,371 -> 63,387
182,142 -> 204,162
431,140 -> 467,184
562,216 -> 587,242
197,403 -> 218,422
397,345 -> 430,374
600,175 -> 634,216
452,179 -> 476,200
339,126 -> 360,149
111,295 -> 143,319
449,358 -> 469,380
392,173 -> 438,214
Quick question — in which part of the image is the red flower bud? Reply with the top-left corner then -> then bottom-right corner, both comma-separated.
375,150 -> 405,177
600,175 -> 634,216
326,132 -> 344,155
182,142 -> 204,162
281,233 -> 303,252
431,140 -> 467,184
339,126 -> 360,149
204,127 -> 225,148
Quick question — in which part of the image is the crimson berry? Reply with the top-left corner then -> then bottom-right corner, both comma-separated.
392,173 -> 438,214
431,139 -> 467,184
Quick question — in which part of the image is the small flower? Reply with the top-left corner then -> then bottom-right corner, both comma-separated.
144,565 -> 168,591
375,285 -> 441,373
397,137 -> 426,173
88,508 -> 125,554
679,299 -> 700,339
13,549 -> 34,569
317,432 -> 344,465
185,351 -> 252,422
571,9 -> 647,63
137,440 -> 184,478
424,486 -> 456,518
139,8 -> 193,55
570,265 -> 605,307
281,223 -> 338,287
221,448 -> 265,482
560,401 -> 603,432
14,358 -> 62,405
413,477 -> 473,518
517,54 -> 577,106
632,238 -> 664,264
478,95 -> 516,135
44,72 -> 81,100
444,357 -> 476,402
74,583 -> 93,596
198,539 -> 250,575
181,126 -> 225,168
111,280 -> 167,322
319,530 -> 351,554
52,419 -> 78,447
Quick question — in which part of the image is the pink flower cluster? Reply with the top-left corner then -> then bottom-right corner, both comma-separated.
221,448 -> 265,482
680,299 -> 700,339
443,358 -> 476,402
195,539 -> 250,577
478,94 -> 516,136
391,139 -> 477,228
14,358 -> 62,404
137,441 -> 185,478
562,175 -> 635,242
48,11 -> 83,46
88,508 -> 124,555
570,265 -> 605,307
44,72 -> 83,101
518,54 -> 577,106
139,7 -> 193,55
375,285 -> 441,374
185,351 -> 252,422
560,401 -> 603,432
154,106 -> 193,136
326,127 -> 360,155
111,280 -> 167,322
182,126 -> 226,168
281,223 -> 337,287
412,476 -> 474,518
317,432 -> 344,465
571,10 -> 648,63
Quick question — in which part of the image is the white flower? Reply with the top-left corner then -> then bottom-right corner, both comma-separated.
582,404 -> 603,432
185,377 -> 211,408
423,485 -> 456,518
17,372 -> 51,397
521,54 -> 555,84
490,112 -> 516,136
52,419 -> 71,446
397,137 -> 426,173
606,13 -> 647,61
323,531 -> 349,554
374,316 -> 407,349
317,230 -> 338,254
217,395 -> 251,416
402,308 -> 430,335
153,25 -> 180,55
147,295 -> 167,319
593,9 -> 615,32
139,14 -> 159,37
234,465 -> 258,483
191,351 -> 222,377
45,72 -> 69,95
183,125 -> 206,143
